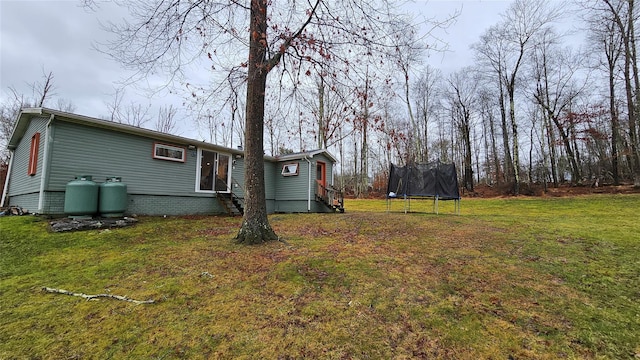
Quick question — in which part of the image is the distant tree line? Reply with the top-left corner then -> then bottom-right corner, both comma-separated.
4,0 -> 640,204
181,0 -> 640,196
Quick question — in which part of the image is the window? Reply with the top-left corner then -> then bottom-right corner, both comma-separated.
153,142 -> 186,162
198,149 -> 231,192
316,161 -> 326,187
281,163 -> 299,176
28,133 -> 40,176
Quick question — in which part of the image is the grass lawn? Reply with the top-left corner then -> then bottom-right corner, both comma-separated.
1,195 -> 639,359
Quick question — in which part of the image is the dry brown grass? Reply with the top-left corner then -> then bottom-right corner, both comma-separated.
1,195 -> 639,359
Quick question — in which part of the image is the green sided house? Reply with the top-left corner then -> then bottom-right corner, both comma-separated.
1,107 -> 344,216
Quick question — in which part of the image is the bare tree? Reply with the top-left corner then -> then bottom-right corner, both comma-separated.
531,29 -> 588,185
477,87 -> 501,185
0,102 -> 21,165
392,19 -> 426,164
91,0 -> 417,243
584,1 -> 625,184
121,103 -> 152,127
499,0 -> 562,194
305,72 -> 355,150
597,0 -> 640,186
444,68 -> 477,192
1,70 -> 59,164
356,66 -> 373,198
155,105 -> 178,134
472,24 -> 514,186
31,71 -> 56,107
56,98 -> 77,113
193,69 -> 246,148
412,65 -> 442,163
104,87 -> 125,122
104,87 -> 152,127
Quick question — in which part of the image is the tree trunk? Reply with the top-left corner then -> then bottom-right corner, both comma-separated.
422,106 -> 429,163
360,70 -> 370,197
609,52 -> 620,185
353,137 -> 359,196
318,77 -> 326,149
529,124 -> 535,185
570,114 -> 583,183
628,0 -> 640,186
551,115 -> 581,185
505,39 -> 527,195
235,0 -> 278,245
539,113 -> 549,191
622,36 -> 638,184
361,120 -> 368,197
508,86 -> 521,194
463,123 -> 474,192
487,107 -> 500,185
545,110 -> 558,187
498,79 -> 513,184
475,129 -> 481,184
540,54 -> 558,188
482,110 -> 492,185
403,65 -> 420,163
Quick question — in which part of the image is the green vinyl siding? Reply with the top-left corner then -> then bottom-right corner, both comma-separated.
230,157 -> 245,198
265,161 -> 277,200
47,120 -> 198,196
229,158 -> 276,200
7,111 -> 339,215
274,155 -> 334,203
7,116 -> 48,197
227,159 -> 277,213
276,200 -> 333,213
273,154 -> 336,213
275,160 -> 311,202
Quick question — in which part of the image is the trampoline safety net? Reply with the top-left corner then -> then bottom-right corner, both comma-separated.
387,161 -> 461,200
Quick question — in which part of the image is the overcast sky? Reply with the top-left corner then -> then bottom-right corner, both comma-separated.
1,1 -> 541,139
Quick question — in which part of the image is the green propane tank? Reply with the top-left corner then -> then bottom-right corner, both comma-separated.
64,175 -> 99,217
99,177 -> 128,217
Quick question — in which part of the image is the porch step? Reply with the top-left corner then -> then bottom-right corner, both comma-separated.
316,194 -> 345,213
217,192 -> 244,216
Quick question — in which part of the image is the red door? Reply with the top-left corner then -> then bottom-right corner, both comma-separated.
316,161 -> 326,197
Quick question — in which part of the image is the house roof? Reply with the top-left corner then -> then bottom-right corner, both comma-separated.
7,108 -> 338,163
274,149 -> 338,163
8,107 -> 240,157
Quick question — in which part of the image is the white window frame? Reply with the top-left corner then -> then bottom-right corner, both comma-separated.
153,142 -> 186,162
281,162 -> 299,176
195,148 -> 232,193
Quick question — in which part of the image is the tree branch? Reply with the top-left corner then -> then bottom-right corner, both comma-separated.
42,287 -> 155,305
266,0 -> 322,70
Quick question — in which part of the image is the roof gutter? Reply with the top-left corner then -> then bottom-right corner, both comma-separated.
304,155 -> 312,212
37,113 -> 55,213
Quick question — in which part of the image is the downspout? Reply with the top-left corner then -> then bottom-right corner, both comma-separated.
304,156 -> 312,212
0,150 -> 14,207
37,114 -> 55,214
